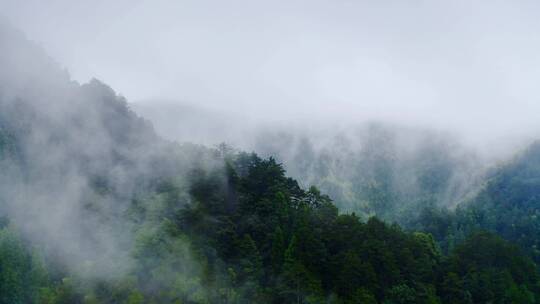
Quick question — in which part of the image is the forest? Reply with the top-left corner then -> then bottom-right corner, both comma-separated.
2,19 -> 540,304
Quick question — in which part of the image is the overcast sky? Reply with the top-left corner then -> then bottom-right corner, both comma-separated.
2,0 -> 540,145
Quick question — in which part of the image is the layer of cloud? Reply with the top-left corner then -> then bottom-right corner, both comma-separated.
2,0 -> 540,151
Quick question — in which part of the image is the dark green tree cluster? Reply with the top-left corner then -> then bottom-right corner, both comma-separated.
414,142 -> 540,261
252,124 -> 482,224
112,152 -> 539,303
2,23 -> 540,303
2,149 -> 540,303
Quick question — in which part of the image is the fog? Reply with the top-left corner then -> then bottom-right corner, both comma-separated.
3,3 -> 540,301
2,0 -> 540,156
1,0 -> 538,240
0,23 -> 225,295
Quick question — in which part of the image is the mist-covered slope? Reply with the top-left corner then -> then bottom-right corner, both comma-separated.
135,103 -> 486,222
251,124 -> 485,221
469,142 -> 540,258
0,22 -> 223,280
2,23 -> 540,304
415,141 -> 540,261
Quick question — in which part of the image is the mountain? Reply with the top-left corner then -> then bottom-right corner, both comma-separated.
251,123 -> 485,221
0,21 -> 222,283
415,141 -> 540,262
134,103 -> 486,222
1,22 -> 540,304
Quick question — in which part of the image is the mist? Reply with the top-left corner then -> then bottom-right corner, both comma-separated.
0,22 -> 223,299
2,0 -> 540,155
3,1 -> 540,303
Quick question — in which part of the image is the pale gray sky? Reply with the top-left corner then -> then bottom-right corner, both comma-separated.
2,0 -> 540,145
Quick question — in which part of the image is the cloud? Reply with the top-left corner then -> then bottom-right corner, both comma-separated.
2,1 -> 540,149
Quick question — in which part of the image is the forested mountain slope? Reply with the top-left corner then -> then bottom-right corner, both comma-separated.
1,23 -> 540,304
138,102 -> 486,223
251,124 -> 484,222
415,141 -> 540,261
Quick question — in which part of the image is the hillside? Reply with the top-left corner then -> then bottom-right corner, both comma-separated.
1,23 -> 540,304
135,102 -> 486,222
415,142 -> 540,261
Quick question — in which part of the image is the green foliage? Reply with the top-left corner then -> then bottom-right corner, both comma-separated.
0,226 -> 53,304
2,87 -> 540,303
8,23 -> 540,303
414,141 -> 540,263
2,141 -> 540,303
439,232 -> 540,304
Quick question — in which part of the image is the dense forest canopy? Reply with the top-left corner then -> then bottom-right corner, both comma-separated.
137,104 -> 488,223
2,22 -> 540,304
